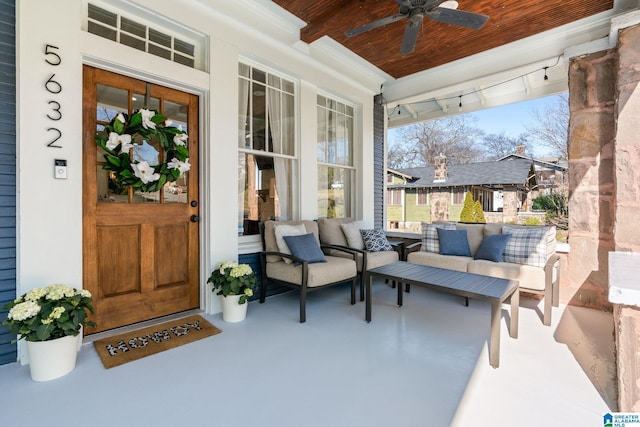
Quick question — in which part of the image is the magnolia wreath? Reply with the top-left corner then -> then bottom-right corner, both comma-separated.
94,108 -> 190,193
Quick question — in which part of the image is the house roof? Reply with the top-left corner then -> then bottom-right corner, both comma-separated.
497,154 -> 568,171
389,158 -> 535,189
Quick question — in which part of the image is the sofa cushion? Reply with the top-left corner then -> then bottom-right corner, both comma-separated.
455,223 -> 485,256
341,221 -> 366,250
421,222 -> 456,253
360,229 -> 393,252
437,228 -> 471,257
474,234 -> 511,263
283,233 -> 327,264
407,251 -> 471,273
502,226 -> 548,268
467,259 -> 546,291
265,255 -> 356,287
274,223 -> 308,264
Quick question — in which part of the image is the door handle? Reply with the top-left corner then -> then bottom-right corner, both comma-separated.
190,215 -> 200,223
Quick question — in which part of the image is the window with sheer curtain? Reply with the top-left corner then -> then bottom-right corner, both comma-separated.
238,63 -> 296,236
317,95 -> 355,219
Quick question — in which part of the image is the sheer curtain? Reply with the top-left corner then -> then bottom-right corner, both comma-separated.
238,79 -> 250,232
268,87 -> 289,220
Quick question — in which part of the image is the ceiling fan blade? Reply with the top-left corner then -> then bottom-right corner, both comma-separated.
428,7 -> 489,30
400,17 -> 423,55
345,14 -> 406,37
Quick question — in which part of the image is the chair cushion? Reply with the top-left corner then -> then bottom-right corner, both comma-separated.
360,229 -> 393,252
283,233 -> 327,264
365,250 -> 399,270
317,217 -> 352,247
420,222 -> 456,253
474,234 -> 511,263
502,226 -> 548,268
266,255 -> 356,287
341,221 -> 365,250
437,228 -> 471,257
274,223 -> 308,264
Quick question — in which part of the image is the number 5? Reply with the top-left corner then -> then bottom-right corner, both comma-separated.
44,44 -> 61,66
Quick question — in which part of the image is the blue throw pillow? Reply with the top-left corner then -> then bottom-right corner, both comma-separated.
474,234 -> 511,263
436,228 -> 471,257
283,233 -> 327,264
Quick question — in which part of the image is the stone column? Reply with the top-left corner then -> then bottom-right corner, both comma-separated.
567,49 -> 617,310
502,190 -> 518,222
429,188 -> 449,222
612,23 -> 640,412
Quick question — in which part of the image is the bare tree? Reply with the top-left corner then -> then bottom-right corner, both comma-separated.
526,94 -> 569,159
481,132 -> 531,160
387,115 -> 484,169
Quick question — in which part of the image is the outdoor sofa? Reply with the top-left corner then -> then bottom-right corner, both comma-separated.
406,222 -> 560,325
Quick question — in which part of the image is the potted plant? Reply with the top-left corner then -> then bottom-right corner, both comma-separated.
207,261 -> 257,323
2,283 -> 96,381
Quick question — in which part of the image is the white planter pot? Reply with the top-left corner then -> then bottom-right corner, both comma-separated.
26,333 -> 81,382
220,295 -> 248,323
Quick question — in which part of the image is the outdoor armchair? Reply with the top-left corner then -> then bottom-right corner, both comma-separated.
317,217 -> 399,301
259,220 -> 358,323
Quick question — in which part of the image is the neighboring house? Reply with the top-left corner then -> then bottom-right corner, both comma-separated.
497,153 -> 569,201
386,155 -> 537,231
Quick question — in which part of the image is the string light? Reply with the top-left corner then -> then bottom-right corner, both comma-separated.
387,55 -> 562,118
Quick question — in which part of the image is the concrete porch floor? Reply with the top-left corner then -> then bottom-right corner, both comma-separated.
0,278 -> 616,427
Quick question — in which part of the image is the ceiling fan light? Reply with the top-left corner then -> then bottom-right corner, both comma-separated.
439,1 -> 459,10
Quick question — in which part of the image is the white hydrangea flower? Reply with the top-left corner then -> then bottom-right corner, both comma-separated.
8,300 -> 41,321
230,264 -> 253,278
217,260 -> 238,274
78,289 -> 92,298
45,284 -> 75,300
24,288 -> 46,302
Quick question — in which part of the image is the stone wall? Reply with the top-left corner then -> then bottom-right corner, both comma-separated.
569,21 -> 640,413
612,23 -> 640,413
567,49 -> 617,311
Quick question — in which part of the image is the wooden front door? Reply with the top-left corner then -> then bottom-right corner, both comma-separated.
83,66 -> 200,333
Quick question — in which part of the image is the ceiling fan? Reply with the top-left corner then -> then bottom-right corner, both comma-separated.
345,0 -> 489,55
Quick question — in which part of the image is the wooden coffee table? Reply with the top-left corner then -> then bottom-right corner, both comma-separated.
365,261 -> 519,368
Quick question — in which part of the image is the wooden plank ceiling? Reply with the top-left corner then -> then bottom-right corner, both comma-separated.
273,0 -> 614,79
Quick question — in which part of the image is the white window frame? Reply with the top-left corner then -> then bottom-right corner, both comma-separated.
238,61 -> 299,243
316,92 -> 356,219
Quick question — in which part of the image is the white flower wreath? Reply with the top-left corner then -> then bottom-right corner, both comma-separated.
94,108 -> 190,193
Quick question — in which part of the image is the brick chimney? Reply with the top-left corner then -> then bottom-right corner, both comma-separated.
516,144 -> 526,157
434,154 -> 447,182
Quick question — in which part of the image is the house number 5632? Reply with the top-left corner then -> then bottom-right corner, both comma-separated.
44,44 -> 62,148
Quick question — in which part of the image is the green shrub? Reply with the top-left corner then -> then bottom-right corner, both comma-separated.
524,217 -> 543,226
460,192 -> 486,223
